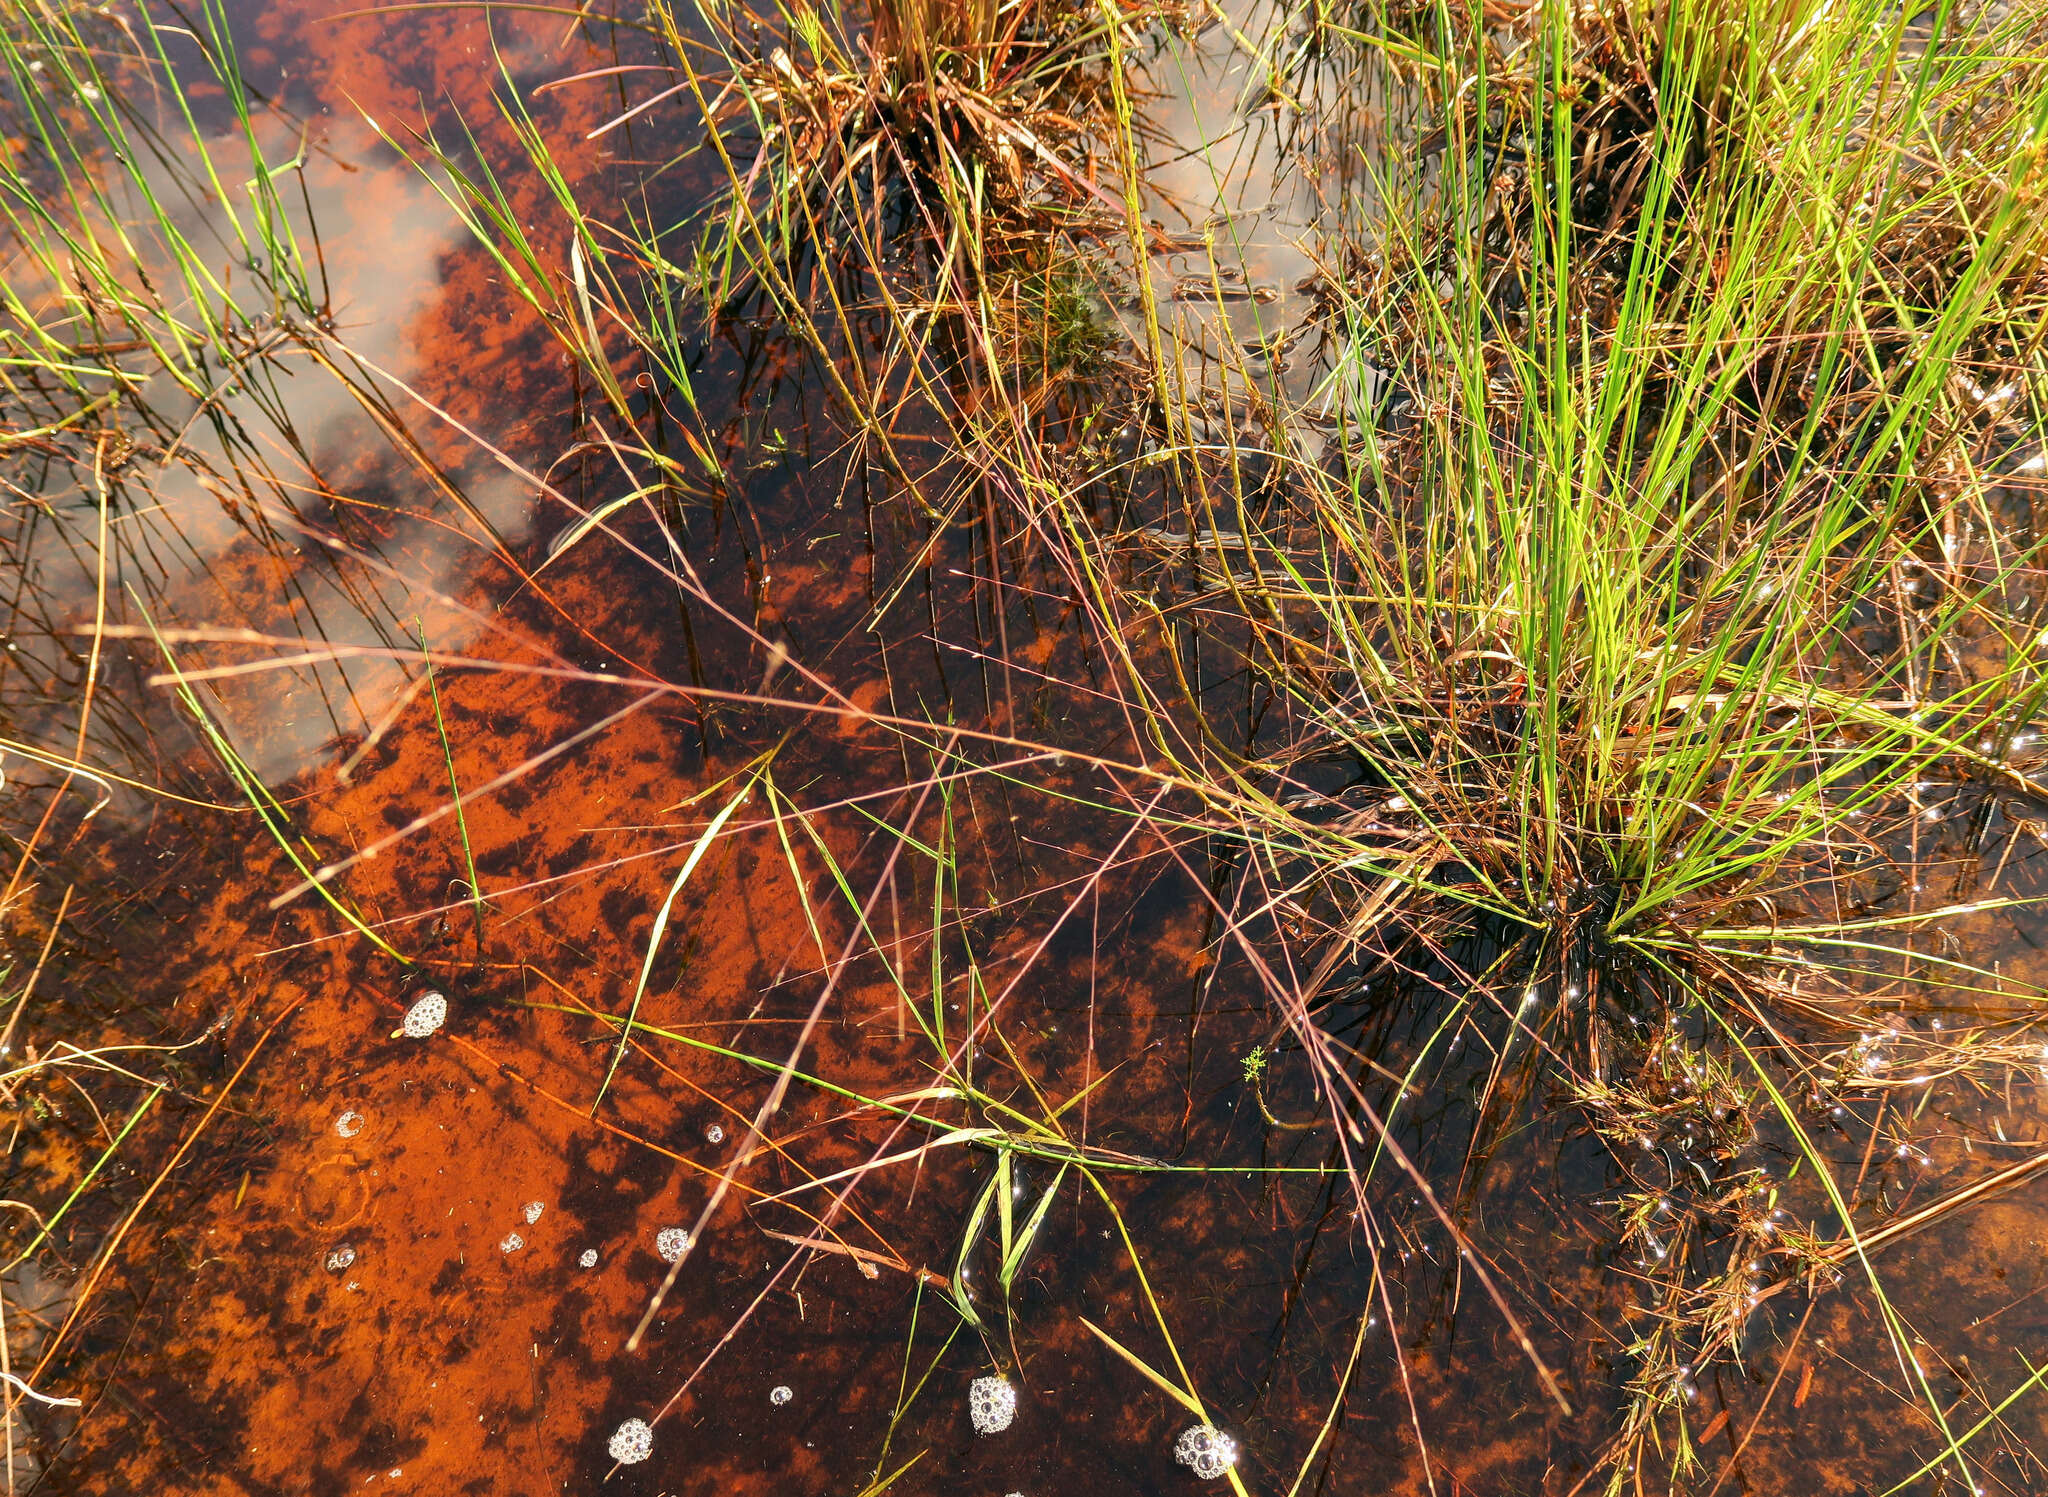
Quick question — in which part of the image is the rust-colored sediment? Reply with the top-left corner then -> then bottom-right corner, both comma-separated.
11,3 -> 2048,1495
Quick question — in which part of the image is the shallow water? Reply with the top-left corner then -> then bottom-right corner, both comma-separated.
8,3 -> 2048,1495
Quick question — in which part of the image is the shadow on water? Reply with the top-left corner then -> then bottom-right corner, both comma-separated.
5,1 -> 2048,1494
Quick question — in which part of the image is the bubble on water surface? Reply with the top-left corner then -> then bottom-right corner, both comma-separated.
499,1232 -> 525,1254
968,1375 -> 1016,1434
655,1226 -> 693,1263
324,1243 -> 356,1273
769,1385 -> 793,1406
1174,1425 -> 1238,1481
333,1111 -> 364,1139
607,1417 -> 653,1464
522,1201 -> 545,1224
578,1248 -> 599,1268
398,991 -> 446,1038
706,1123 -> 725,1144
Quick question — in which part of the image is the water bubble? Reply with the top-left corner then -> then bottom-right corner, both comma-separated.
1174,1424 -> 1240,1481
968,1375 -> 1017,1434
607,1417 -> 653,1464
398,991 -> 446,1039
499,1232 -> 525,1254
706,1124 -> 726,1144
656,1227 -> 693,1263
769,1385 -> 793,1406
522,1201 -> 545,1225
334,1111 -> 364,1139
325,1243 -> 356,1273
578,1248 -> 599,1268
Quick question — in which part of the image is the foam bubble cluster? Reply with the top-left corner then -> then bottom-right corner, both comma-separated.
499,1232 -> 525,1254
399,991 -> 447,1038
1174,1425 -> 1239,1481
968,1375 -> 1016,1435
578,1248 -> 599,1269
769,1385 -> 793,1406
522,1201 -> 545,1225
607,1417 -> 653,1465
655,1226 -> 693,1263
334,1111 -> 364,1139
325,1243 -> 356,1273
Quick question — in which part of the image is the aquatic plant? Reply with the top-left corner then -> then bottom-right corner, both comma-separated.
656,0 -> 1159,266
1105,0 -> 2048,1481
387,0 -> 2048,1479
25,0 -> 2048,1487
0,0 -> 322,421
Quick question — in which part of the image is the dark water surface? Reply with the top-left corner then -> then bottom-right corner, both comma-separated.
8,3 -> 2048,1495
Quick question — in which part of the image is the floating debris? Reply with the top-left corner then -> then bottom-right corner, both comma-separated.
968,1375 -> 1016,1435
769,1385 -> 793,1406
578,1248 -> 599,1269
324,1243 -> 356,1273
607,1417 -> 653,1465
333,1111 -> 364,1139
499,1232 -> 525,1254
395,991 -> 447,1039
706,1123 -> 726,1144
655,1226 -> 693,1263
1174,1425 -> 1239,1481
522,1201 -> 545,1225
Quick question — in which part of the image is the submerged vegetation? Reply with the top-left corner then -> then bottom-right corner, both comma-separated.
8,0 -> 2048,1489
